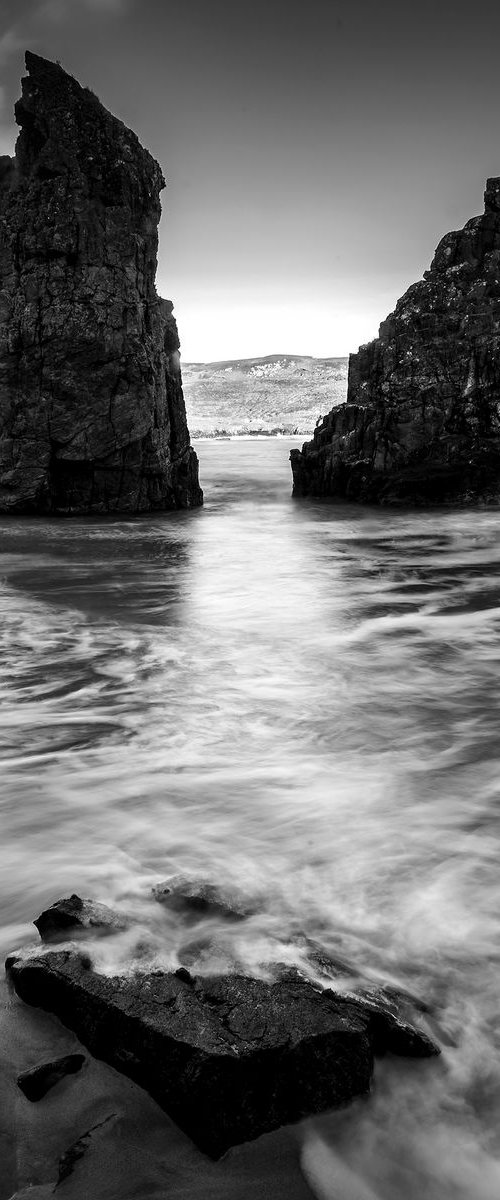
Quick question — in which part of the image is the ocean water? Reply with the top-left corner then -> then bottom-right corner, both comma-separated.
2,438 -> 500,1198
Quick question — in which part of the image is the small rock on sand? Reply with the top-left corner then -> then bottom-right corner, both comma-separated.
18,1052 -> 86,1101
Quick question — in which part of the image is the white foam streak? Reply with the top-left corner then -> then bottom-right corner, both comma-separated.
301,1133 -> 382,1200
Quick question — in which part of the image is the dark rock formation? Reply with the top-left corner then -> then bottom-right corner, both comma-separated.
8,950 -> 373,1156
17,1052 -> 85,1101
291,178 -> 500,504
152,876 -> 253,920
0,52 -> 202,513
6,946 -> 439,1158
344,987 -> 437,1058
34,894 -> 127,941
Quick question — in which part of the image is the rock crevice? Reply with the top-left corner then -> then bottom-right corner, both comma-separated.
291,178 -> 500,504
0,52 -> 202,513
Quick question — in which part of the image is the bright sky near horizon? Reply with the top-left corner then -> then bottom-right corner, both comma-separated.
1,0 -> 500,360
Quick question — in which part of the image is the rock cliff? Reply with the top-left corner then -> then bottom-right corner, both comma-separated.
291,179 -> 500,504
0,52 -> 202,513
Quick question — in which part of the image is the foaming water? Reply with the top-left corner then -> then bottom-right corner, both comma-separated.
2,438 -> 500,1195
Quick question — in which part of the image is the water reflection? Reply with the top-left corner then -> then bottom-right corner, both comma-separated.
0,519 -> 196,626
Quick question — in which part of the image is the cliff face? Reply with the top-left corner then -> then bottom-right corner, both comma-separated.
0,52 -> 202,514
291,179 -> 500,504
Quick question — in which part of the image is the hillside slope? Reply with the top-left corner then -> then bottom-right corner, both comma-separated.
182,355 -> 348,436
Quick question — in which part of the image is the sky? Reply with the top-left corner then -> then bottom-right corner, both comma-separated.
1,0 -> 500,361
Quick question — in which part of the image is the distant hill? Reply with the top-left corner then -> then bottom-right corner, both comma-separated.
182,354 -> 348,436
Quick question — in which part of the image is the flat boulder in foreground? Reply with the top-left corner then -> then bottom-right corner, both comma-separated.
6,948 -> 439,1157
291,178 -> 500,505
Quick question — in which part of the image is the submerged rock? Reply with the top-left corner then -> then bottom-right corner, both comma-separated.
295,934 -> 358,981
291,178 -> 500,504
34,894 -> 127,941
152,876 -> 253,920
0,52 -> 202,514
6,944 -> 439,1158
17,1052 -> 85,1101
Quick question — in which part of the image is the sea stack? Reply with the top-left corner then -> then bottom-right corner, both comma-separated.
0,52 -> 202,513
291,179 -> 500,504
